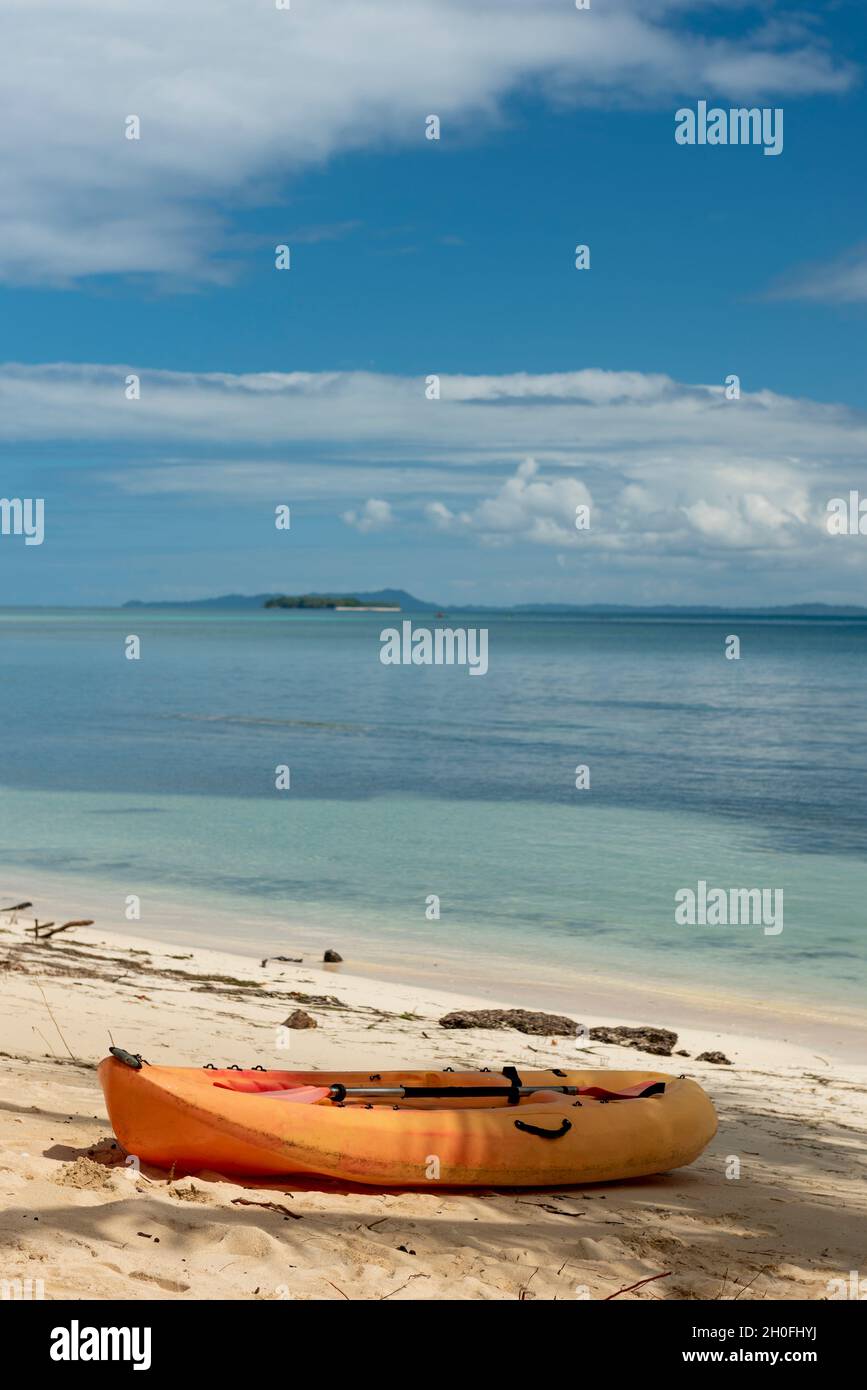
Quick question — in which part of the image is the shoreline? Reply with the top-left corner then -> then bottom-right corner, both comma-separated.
0,914 -> 844,1073
2,867 -> 865,1064
1,911 -> 865,1300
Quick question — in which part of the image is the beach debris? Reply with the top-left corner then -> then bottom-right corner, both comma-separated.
604,1271 -> 672,1301
231,1197 -> 302,1220
1,900 -> 32,922
170,1181 -> 209,1203
438,1008 -> 579,1036
261,955 -> 303,966
28,919 -> 94,941
36,982 -> 77,1060
287,990 -> 343,1007
695,1050 -> 732,1065
323,949 -> 343,962
282,1009 -> 317,1029
588,1026 -> 677,1057
379,1274 -> 427,1301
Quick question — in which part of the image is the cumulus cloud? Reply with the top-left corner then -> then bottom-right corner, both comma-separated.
341,498 -> 394,533
425,501 -> 458,530
426,459 -> 592,546
426,456 -> 820,554
0,0 -> 854,283
3,361 -> 866,572
683,488 -> 808,549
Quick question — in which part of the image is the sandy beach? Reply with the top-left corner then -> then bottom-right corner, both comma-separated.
1,913 -> 864,1302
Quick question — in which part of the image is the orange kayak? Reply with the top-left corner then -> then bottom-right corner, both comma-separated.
99,1056 -> 717,1187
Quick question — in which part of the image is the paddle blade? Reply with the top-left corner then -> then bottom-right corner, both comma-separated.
213,1080 -> 331,1103
255,1086 -> 331,1104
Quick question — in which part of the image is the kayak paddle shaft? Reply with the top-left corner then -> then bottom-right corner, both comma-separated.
328,1084 -> 579,1100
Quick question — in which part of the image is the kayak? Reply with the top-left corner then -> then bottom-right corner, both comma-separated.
98,1055 -> 717,1187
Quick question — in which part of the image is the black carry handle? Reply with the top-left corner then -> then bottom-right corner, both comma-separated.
513,1118 -> 573,1140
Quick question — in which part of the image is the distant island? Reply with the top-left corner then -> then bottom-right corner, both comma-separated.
120,591 -> 867,618
122,589 -> 431,611
264,595 -> 400,612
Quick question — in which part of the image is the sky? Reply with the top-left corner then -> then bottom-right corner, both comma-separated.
1,0 -> 866,607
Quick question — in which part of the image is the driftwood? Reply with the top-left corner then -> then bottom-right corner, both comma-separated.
231,1197 -> 301,1221
604,1272 -> 671,1300
28,919 -> 94,941
1,901 -> 33,922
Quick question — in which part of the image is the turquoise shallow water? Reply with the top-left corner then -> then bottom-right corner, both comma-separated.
0,607 -> 865,1012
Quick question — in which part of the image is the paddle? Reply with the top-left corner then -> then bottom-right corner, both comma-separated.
214,1080 -> 579,1101
212,1076 -> 666,1103
108,1053 -> 664,1104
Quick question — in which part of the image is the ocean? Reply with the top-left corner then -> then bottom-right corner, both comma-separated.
1,607 -> 865,1017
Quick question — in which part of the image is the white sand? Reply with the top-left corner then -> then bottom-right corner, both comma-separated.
1,915 -> 865,1301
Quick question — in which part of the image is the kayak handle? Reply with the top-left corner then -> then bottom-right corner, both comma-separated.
514,1118 -> 573,1140
109,1047 -> 143,1070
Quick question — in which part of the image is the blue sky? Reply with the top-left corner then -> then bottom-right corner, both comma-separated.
1,0 -> 866,606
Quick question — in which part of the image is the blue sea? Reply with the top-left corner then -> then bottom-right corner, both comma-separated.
1,607 -> 865,1016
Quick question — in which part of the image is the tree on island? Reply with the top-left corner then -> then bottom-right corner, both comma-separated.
263,595 -> 363,609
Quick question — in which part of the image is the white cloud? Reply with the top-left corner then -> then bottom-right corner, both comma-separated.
426,456 -> 821,554
341,498 -> 394,533
4,361 -> 867,572
0,0 -> 854,283
109,460 -> 484,502
425,501 -> 458,530
766,243 -> 867,305
426,459 -> 592,546
5,364 -> 866,470
683,491 -> 806,549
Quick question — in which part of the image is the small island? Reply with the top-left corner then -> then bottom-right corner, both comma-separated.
264,595 -> 400,612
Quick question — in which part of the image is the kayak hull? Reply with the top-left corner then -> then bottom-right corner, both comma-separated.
98,1060 -> 717,1187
